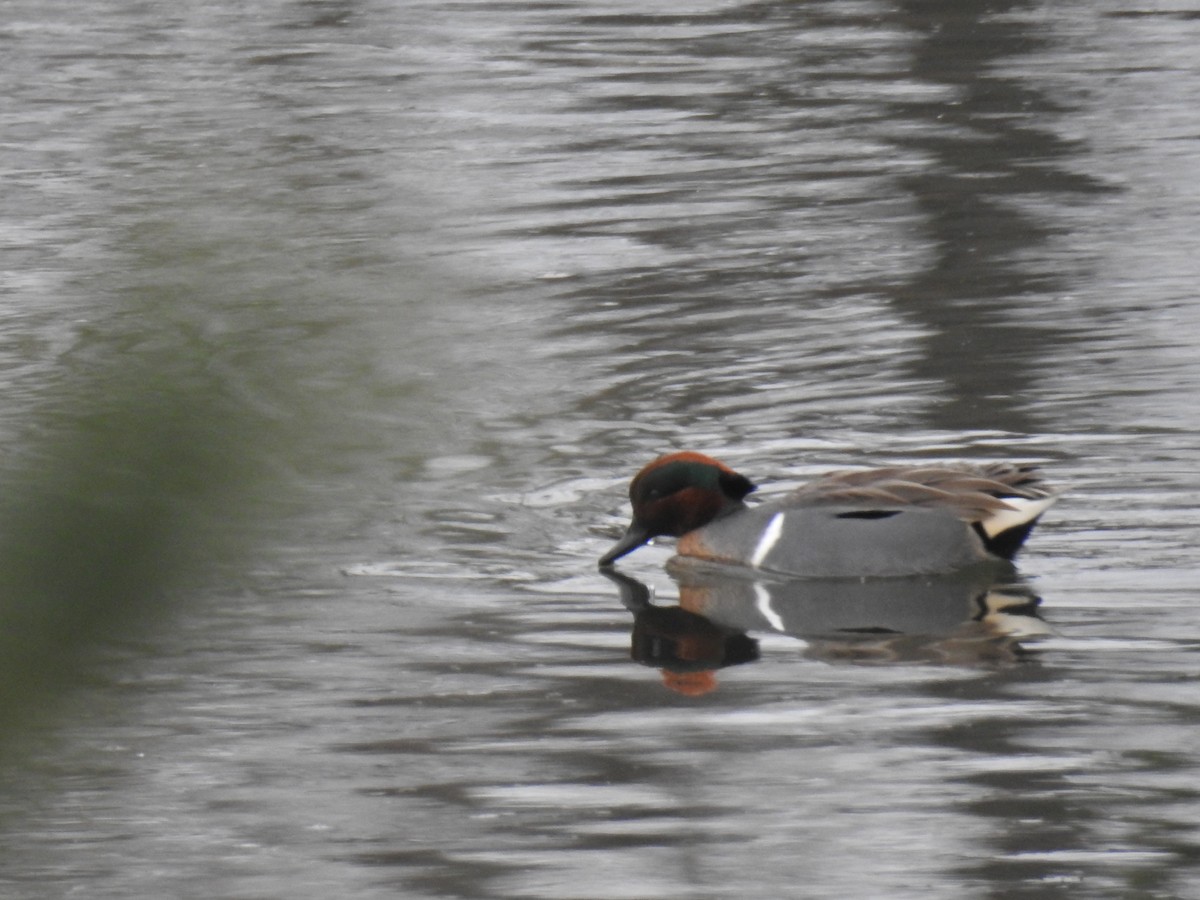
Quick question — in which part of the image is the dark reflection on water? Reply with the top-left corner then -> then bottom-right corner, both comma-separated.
889,1 -> 1118,434
525,1 -> 1119,461
530,12 -> 1123,479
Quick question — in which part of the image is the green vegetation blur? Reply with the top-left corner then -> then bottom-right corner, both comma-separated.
0,347 -> 278,727
0,183 -> 443,737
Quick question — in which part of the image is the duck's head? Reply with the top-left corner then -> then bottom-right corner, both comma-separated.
599,452 -> 756,567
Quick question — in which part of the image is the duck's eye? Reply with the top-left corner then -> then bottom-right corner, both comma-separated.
634,463 -> 696,504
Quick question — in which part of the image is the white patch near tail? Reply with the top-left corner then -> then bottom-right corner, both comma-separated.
980,494 -> 1059,538
982,590 -> 1053,638
750,512 -> 785,568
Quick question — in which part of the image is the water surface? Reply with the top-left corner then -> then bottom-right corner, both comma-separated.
2,1 -> 1199,898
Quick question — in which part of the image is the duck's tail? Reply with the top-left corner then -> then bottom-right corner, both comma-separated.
975,492 -> 1060,560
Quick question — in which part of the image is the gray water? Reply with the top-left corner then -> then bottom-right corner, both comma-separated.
2,1 -> 1199,897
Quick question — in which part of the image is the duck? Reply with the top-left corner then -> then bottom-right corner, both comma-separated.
599,451 -> 1059,578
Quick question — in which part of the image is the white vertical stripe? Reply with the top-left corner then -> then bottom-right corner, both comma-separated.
750,512 -> 785,568
754,583 -> 785,631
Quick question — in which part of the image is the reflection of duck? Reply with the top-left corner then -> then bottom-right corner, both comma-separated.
602,564 -> 1050,691
669,558 -> 1050,666
600,452 -> 1058,577
605,569 -> 758,696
